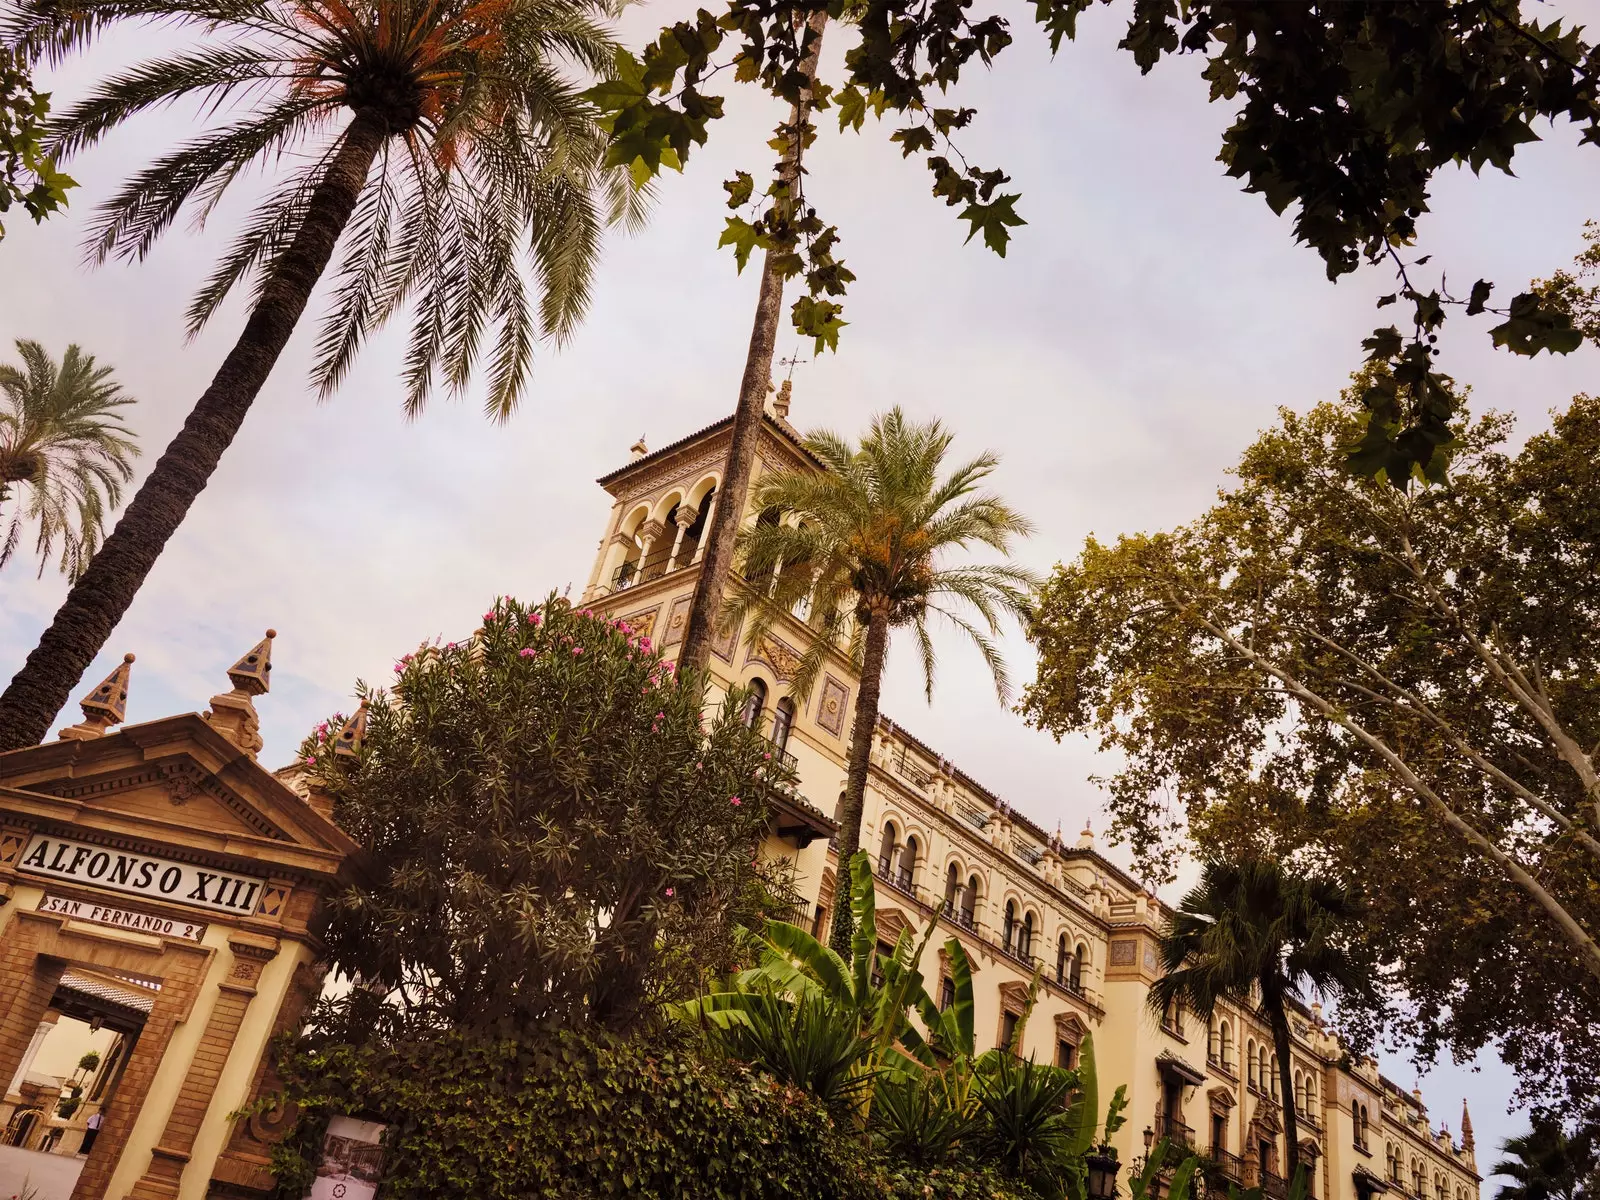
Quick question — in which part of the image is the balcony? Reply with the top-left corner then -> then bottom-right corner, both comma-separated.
1209,1149 -> 1245,1184
996,936 -> 1037,971
1054,966 -> 1086,995
1262,1172 -> 1288,1200
768,884 -> 811,928
1154,1114 -> 1196,1151
940,898 -> 978,931
766,742 -> 798,773
875,857 -> 920,902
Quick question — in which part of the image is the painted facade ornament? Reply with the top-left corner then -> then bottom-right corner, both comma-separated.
60,653 -> 136,740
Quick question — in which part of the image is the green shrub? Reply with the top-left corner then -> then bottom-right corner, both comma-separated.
268,1026 -> 1038,1200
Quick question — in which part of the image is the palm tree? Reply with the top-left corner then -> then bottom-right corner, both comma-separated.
1495,1115 -> 1599,1200
0,339 -> 138,579
673,9 -> 827,677
727,407 -> 1037,955
0,0 -> 640,749
1148,857 -> 1369,1188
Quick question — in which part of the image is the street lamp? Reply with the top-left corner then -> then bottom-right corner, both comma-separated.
1087,1146 -> 1123,1200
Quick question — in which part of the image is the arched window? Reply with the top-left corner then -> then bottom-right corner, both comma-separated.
1018,912 -> 1034,960
740,678 -> 768,728
1003,900 -> 1017,952
1057,934 -> 1070,984
898,836 -> 919,888
1071,942 -> 1087,992
771,697 -> 795,752
877,821 -> 899,875
1219,1020 -> 1233,1068
1294,1070 -> 1305,1115
1305,1072 -> 1317,1115
962,874 -> 979,926
944,864 -> 961,911
676,486 -> 713,562
1247,1039 -> 1258,1088
1269,1055 -> 1279,1099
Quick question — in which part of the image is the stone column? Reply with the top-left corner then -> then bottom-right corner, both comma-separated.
636,519 -> 666,579
666,504 -> 696,572
5,1012 -> 59,1097
127,934 -> 279,1200
690,493 -> 719,564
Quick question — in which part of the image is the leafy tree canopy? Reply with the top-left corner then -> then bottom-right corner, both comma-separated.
0,46 -> 73,238
1021,384 -> 1600,1112
586,1 -> 1597,478
301,595 -> 790,1033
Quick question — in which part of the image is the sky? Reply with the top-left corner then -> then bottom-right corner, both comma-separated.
5,0 -> 1600,1173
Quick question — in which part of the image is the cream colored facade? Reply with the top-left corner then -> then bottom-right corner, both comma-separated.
0,640 -> 354,1200
583,398 -> 1485,1200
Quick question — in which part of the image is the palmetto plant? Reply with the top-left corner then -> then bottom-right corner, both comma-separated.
729,407 -> 1038,955
0,339 -> 138,579
681,852 -> 940,1125
1149,857 -> 1370,1187
0,0 -> 640,747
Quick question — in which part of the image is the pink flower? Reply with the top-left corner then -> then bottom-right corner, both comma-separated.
572,646 -> 583,656
393,663 -> 404,673
729,796 -> 742,807
529,612 -> 543,626
484,610 -> 495,621
445,642 -> 456,650
639,636 -> 653,651
519,647 -> 536,658
763,752 -> 772,761
660,661 -> 675,674
317,722 -> 328,735
655,712 -> 665,720
695,762 -> 703,769
665,887 -> 675,898
304,756 -> 316,765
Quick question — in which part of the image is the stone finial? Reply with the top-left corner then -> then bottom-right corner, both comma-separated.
630,435 -> 648,460
228,629 -> 275,695
773,378 -> 793,419
59,654 -> 136,740
1077,820 -> 1094,849
1460,1101 -> 1474,1151
333,701 -> 368,758
205,630 -> 275,757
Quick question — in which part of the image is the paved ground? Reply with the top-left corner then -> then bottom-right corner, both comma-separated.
0,1145 -> 85,1200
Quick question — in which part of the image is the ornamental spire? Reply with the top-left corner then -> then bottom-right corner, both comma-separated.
205,630 -> 275,757
333,701 -> 368,758
1461,1101 -> 1474,1151
59,654 -> 135,740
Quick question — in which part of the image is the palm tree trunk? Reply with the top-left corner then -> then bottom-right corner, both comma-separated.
0,109 -> 388,750
827,604 -> 889,956
677,11 -> 828,678
1264,986 -> 1302,1186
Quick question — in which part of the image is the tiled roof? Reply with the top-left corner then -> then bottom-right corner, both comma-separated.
58,969 -> 156,1014
596,413 -> 823,487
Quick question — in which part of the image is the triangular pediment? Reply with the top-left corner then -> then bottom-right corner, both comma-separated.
0,714 -> 356,881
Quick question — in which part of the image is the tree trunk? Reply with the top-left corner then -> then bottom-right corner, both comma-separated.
827,604 -> 889,957
1264,984 -> 1302,1187
0,109 -> 389,750
677,11 -> 828,678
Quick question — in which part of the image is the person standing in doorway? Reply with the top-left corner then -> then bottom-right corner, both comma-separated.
81,1106 -> 104,1154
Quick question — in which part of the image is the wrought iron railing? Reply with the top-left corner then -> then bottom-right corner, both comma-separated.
1154,1114 -> 1196,1151
1209,1149 -> 1245,1183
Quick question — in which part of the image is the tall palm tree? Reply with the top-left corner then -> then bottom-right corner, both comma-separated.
727,407 -> 1037,955
1149,857 -> 1369,1187
0,0 -> 641,748
673,9 -> 827,677
0,339 -> 138,579
1495,1116 -> 1599,1200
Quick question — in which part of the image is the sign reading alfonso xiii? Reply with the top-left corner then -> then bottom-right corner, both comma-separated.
17,833 -> 268,916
